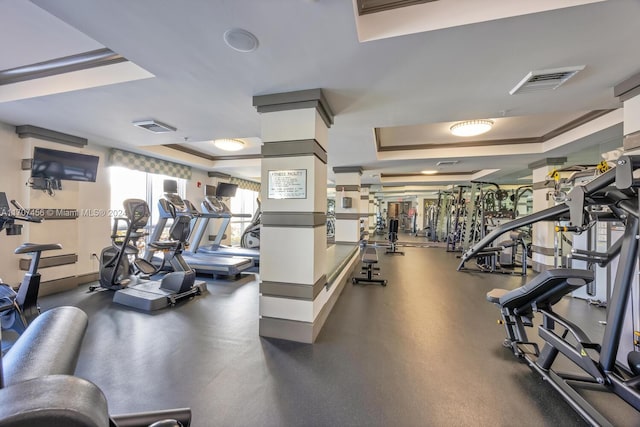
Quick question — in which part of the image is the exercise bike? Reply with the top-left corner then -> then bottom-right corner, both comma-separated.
0,192 -> 61,342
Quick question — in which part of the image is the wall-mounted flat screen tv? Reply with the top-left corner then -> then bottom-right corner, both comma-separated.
216,182 -> 238,198
32,147 -> 100,182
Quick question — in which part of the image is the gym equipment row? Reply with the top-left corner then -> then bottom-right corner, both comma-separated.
100,199 -> 207,311
186,182 -> 259,270
0,192 -> 191,426
143,181 -> 254,277
467,159 -> 640,426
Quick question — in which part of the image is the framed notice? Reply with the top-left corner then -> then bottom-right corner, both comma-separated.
268,169 -> 307,199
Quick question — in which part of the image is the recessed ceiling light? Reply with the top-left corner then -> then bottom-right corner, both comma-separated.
213,138 -> 246,151
223,28 -> 259,53
450,120 -> 494,137
421,170 -> 438,175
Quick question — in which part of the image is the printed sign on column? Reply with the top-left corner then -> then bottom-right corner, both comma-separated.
268,169 -> 307,199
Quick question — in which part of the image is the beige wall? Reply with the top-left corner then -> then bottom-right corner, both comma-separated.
0,123 -> 112,288
0,122 -> 28,285
0,121 -> 210,293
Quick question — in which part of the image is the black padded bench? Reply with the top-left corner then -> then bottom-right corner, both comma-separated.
487,268 -> 594,314
2,306 -> 88,386
486,268 -> 594,356
0,306 -> 193,426
0,306 -> 109,426
352,247 -> 387,286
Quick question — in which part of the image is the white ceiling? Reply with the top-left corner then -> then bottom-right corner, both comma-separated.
0,0 -> 638,195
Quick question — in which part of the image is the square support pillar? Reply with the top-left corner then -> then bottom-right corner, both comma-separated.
333,167 -> 362,244
254,89 -> 343,343
529,157 -> 566,272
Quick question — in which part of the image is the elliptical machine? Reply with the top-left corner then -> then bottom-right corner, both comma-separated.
0,192 -> 61,338
241,197 -> 261,249
94,199 -> 157,291
96,198 -> 206,311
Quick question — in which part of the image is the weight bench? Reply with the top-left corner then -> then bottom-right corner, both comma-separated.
352,246 -> 387,286
0,306 -> 193,426
0,306 -> 107,426
2,306 -> 88,386
486,268 -> 594,356
385,219 -> 404,255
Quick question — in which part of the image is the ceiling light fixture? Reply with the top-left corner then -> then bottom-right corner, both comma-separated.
421,170 -> 438,175
213,138 -> 246,151
450,119 -> 494,137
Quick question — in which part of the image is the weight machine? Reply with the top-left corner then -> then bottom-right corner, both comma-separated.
474,160 -> 640,426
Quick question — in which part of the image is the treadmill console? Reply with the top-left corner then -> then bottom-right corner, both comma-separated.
164,193 -> 186,210
203,197 -> 231,215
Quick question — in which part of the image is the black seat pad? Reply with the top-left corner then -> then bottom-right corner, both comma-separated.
3,306 -> 88,386
497,268 -> 594,312
149,241 -> 179,250
362,247 -> 378,264
14,243 -> 62,255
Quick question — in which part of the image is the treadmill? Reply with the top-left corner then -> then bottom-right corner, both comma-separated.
143,181 -> 253,278
189,183 -> 260,269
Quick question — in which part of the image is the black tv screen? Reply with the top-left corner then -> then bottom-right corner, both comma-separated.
32,147 -> 99,182
216,182 -> 238,198
164,179 -> 178,193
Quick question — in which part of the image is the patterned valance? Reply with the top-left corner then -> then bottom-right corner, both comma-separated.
109,149 -> 191,180
229,176 -> 260,193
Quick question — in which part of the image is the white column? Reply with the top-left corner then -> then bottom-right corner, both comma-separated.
529,157 -> 566,272
333,167 -> 362,243
360,184 -> 370,240
254,89 -> 335,343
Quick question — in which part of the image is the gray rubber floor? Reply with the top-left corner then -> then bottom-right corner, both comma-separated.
39,246 -> 638,426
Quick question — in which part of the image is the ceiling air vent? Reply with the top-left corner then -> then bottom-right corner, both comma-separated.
509,65 -> 585,95
132,119 -> 177,133
436,160 -> 459,167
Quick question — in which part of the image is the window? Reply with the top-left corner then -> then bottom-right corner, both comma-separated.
109,167 -> 147,215
229,188 -> 260,246
109,166 -> 186,243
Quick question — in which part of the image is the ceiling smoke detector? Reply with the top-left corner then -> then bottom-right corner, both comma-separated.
132,119 -> 177,133
509,65 -> 585,95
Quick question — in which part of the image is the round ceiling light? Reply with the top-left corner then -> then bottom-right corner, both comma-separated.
223,28 -> 259,53
213,138 -> 246,151
450,119 -> 494,137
